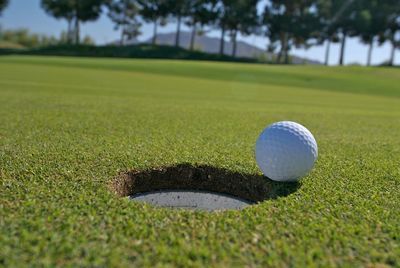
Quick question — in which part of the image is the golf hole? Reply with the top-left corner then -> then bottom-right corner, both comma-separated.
110,163 -> 299,211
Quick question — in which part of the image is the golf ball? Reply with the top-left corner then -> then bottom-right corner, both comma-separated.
255,121 -> 318,182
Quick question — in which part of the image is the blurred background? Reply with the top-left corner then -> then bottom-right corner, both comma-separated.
0,0 -> 399,66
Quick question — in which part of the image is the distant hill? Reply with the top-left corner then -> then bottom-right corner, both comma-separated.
139,32 -> 321,65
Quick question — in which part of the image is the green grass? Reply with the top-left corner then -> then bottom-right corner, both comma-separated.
0,55 -> 399,267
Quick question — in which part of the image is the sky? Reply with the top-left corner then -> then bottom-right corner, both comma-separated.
0,0 -> 398,65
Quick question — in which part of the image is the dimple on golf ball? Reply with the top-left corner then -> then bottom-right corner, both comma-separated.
255,121 -> 318,182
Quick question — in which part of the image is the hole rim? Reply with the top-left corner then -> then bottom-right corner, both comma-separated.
110,163 -> 300,205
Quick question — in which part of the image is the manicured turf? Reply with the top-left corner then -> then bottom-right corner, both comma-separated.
0,56 -> 399,267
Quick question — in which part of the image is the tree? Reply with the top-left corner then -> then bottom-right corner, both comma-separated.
381,0 -> 400,66
354,0 -> 388,66
169,0 -> 219,49
42,0 -> 75,44
166,0 -> 187,47
41,0 -> 105,44
185,0 -> 219,50
0,28 -> 59,48
82,35 -> 95,45
224,0 -> 259,57
317,0 -> 341,65
215,0 -> 230,55
357,11 -> 374,66
353,0 -> 400,67
335,0 -> 358,65
388,20 -> 400,66
107,0 -> 142,46
137,0 -> 168,45
264,0 -> 320,64
72,0 -> 105,44
0,0 -> 9,16
314,0 -> 358,66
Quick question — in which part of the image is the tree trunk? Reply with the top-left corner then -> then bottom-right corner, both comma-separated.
74,17 -> 80,45
277,41 -> 284,64
152,20 -> 158,45
324,38 -> 331,66
367,39 -> 373,66
389,45 -> 395,66
120,9 -> 127,46
389,33 -> 395,66
219,26 -> 225,55
120,26 -> 125,46
67,18 -> 72,44
283,32 -> 289,64
175,14 -> 182,47
284,48 -> 289,64
74,1 -> 80,45
276,51 -> 282,64
190,24 -> 196,51
339,32 -> 347,66
276,32 -> 286,64
231,30 -> 237,57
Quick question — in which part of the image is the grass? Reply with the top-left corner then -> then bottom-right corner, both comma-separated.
0,55 -> 399,267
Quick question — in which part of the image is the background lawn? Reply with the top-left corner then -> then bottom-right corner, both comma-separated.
0,56 -> 399,266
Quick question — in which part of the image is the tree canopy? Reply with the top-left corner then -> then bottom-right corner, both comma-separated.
41,0 -> 105,44
0,0 -> 9,16
185,0 -> 219,50
137,0 -> 169,45
107,0 -> 142,46
223,0 -> 259,57
264,0 -> 321,63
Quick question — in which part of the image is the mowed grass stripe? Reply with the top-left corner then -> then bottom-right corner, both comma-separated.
1,59 -> 399,118
1,55 -> 400,97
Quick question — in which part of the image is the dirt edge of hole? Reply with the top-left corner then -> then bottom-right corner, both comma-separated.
109,163 -> 300,203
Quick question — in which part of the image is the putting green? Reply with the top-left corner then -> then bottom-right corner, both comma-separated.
0,56 -> 399,266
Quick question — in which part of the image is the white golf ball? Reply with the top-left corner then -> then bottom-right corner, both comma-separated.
255,121 -> 318,182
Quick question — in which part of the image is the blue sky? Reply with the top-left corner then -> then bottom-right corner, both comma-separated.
0,0 -> 398,65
